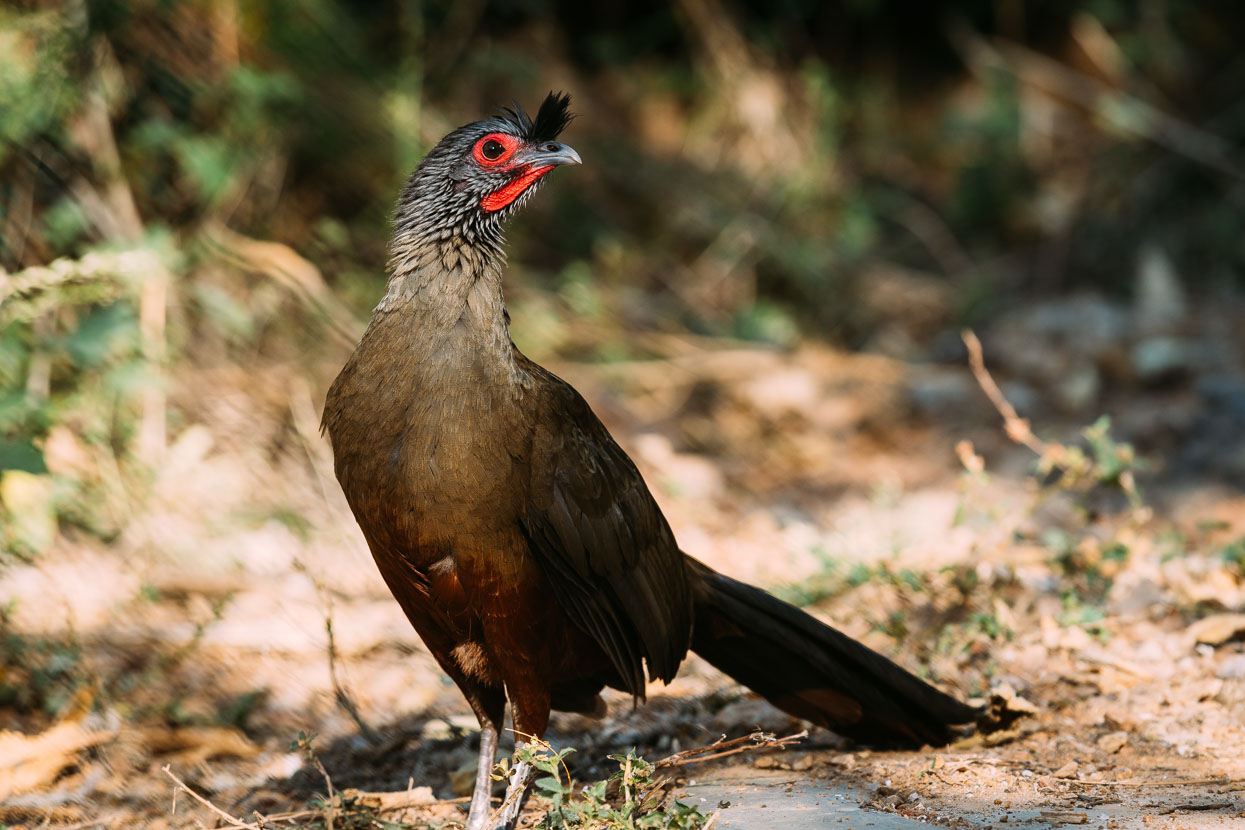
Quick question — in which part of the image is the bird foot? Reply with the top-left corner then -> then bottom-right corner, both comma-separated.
464,722 -> 500,830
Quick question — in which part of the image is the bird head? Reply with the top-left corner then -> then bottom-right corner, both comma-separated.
395,92 -> 580,243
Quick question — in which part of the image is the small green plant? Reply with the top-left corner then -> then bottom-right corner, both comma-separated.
290,729 -> 321,762
498,739 -> 711,829
773,546 -> 843,607
0,620 -> 88,717
964,333 -> 1148,513
1046,532 -> 1130,606
942,562 -> 981,600
1030,416 -> 1146,510
873,609 -> 909,643
968,612 -> 1011,641
777,554 -> 930,610
1222,537 -> 1245,575
1057,591 -> 1112,642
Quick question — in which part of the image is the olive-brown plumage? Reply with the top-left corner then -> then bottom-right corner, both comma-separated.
323,94 -> 977,830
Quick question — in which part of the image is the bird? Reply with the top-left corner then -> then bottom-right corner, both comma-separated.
322,92 -> 979,830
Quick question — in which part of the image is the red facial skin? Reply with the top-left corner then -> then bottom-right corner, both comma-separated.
480,165 -> 554,212
474,133 -> 555,213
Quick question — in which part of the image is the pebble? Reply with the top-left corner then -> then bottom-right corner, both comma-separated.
1216,655 -> 1245,680
1096,731 -> 1129,754
1053,760 -> 1079,779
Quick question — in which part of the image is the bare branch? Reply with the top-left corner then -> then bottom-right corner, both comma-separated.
961,330 -> 1046,455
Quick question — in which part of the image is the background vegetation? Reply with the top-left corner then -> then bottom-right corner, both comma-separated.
4,0 -> 1245,496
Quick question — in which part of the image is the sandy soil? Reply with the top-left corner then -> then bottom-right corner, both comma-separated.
2,313 -> 1244,828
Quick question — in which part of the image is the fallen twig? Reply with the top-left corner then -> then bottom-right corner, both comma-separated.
1160,802 -> 1234,814
258,794 -> 473,823
1066,777 -> 1233,788
162,765 -> 262,830
310,750 -> 336,830
655,730 -> 808,768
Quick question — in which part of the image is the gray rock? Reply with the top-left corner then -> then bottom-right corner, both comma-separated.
907,368 -> 979,416
1134,244 -> 1186,333
1131,337 -> 1207,382
1198,375 -> 1245,421
991,295 -> 1129,371
1054,360 -> 1100,412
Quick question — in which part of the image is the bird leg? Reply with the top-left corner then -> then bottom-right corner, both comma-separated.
491,740 -> 533,830
464,722 -> 499,830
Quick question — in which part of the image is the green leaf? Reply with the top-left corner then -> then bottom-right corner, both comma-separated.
534,775 -> 564,796
0,439 -> 46,474
174,134 -> 237,205
62,304 -> 138,368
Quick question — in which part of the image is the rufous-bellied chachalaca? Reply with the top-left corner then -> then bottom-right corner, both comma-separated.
322,93 -> 979,830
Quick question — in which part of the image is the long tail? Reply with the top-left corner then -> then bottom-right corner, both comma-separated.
688,558 -> 979,748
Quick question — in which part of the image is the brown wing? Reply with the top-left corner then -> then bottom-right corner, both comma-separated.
521,367 -> 692,698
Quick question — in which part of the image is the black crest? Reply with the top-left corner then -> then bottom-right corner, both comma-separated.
501,92 -> 575,143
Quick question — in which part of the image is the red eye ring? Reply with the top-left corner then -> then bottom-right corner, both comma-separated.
472,133 -> 520,167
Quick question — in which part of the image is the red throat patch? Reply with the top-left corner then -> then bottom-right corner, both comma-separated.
481,166 -> 554,213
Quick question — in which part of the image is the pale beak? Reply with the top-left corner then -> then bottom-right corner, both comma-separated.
519,141 -> 582,167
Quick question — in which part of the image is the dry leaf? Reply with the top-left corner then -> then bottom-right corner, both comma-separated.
139,726 -> 259,766
0,721 -> 114,799
1187,614 -> 1245,647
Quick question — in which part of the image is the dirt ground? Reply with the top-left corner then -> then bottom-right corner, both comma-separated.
2,291 -> 1245,828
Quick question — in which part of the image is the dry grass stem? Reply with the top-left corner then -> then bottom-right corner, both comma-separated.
961,329 -> 1046,454
161,765 -> 262,830
203,224 -> 364,349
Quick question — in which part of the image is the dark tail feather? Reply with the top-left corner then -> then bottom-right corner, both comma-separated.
689,560 -> 979,748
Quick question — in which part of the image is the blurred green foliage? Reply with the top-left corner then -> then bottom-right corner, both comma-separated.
1,0 -> 1244,556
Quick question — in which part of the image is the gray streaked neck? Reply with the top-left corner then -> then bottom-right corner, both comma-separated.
375,228 -> 522,387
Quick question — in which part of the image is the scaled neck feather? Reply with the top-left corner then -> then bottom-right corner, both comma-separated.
375,225 -> 521,387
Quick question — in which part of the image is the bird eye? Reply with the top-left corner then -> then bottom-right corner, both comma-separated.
472,134 -> 517,166
481,139 -> 505,160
